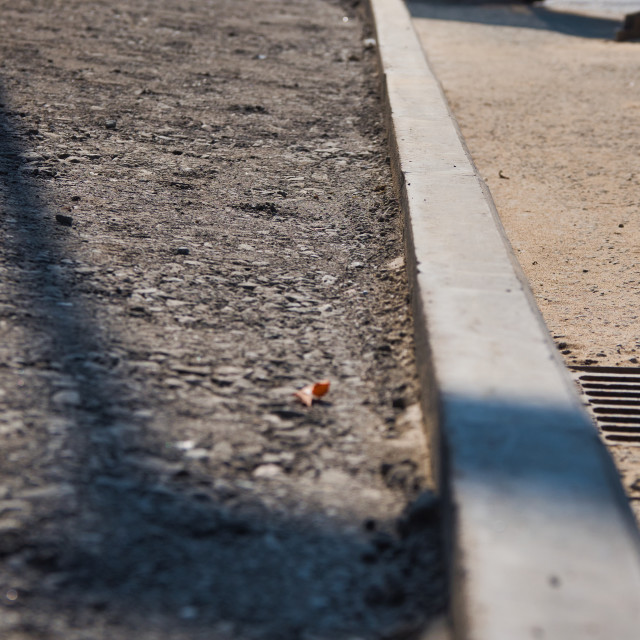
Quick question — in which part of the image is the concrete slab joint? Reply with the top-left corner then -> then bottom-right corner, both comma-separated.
366,0 -> 640,638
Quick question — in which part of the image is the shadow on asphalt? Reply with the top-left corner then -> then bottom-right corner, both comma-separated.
408,0 -> 622,40
0,86 -> 446,638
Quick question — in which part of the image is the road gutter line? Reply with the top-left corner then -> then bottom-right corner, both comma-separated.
366,0 -> 640,638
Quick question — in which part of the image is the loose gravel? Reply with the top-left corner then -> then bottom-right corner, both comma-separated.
0,0 -> 445,638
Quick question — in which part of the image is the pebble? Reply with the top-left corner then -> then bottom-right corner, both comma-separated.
253,463 -> 283,478
55,213 -> 73,227
212,365 -> 249,384
18,483 -> 75,500
386,256 -> 404,270
164,377 -> 186,388
210,441 -> 233,462
274,427 -> 312,442
130,456 -> 186,476
51,389 -> 82,407
171,364 -> 211,376
0,500 -> 32,517
0,519 -> 24,555
184,448 -> 210,461
175,247 -> 190,255
21,151 -> 43,161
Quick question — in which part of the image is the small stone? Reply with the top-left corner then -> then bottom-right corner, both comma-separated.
349,261 -> 364,269
130,455 -> 185,476
0,519 -> 24,555
164,377 -> 186,388
52,389 -> 81,407
18,484 -> 75,500
171,364 -> 211,376
55,214 -> 73,227
275,427 -> 312,442
105,119 -> 117,129
386,256 -> 404,270
210,441 -> 233,463
212,365 -> 249,385
0,500 -> 32,517
253,464 -> 283,478
175,247 -> 190,255
165,299 -> 187,308
184,448 -> 209,461
75,266 -> 95,274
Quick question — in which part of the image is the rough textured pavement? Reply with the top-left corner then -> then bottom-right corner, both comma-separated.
0,1 -> 445,638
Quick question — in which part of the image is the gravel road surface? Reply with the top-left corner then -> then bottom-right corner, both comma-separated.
0,1 -> 445,638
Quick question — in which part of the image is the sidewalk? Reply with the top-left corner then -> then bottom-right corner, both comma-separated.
409,0 -> 640,521
0,1 -> 445,638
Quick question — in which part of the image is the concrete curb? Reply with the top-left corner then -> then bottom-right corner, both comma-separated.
365,0 -> 640,638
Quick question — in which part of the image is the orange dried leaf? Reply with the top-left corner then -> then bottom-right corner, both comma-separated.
311,380 -> 330,398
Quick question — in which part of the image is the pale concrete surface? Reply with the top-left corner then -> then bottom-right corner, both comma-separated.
409,0 -> 640,521
368,0 -> 640,637
546,0 -> 638,19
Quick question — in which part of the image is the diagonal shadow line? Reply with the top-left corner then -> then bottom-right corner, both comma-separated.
0,84 -> 446,637
408,0 -> 623,40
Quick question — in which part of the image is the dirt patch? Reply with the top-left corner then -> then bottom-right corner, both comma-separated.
0,0 -> 445,638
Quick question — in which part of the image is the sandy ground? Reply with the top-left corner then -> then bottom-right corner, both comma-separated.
409,0 -> 640,520
0,1 -> 447,637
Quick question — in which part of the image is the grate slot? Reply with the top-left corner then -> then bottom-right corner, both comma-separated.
578,375 -> 640,384
593,415 -> 640,425
600,425 -> 640,433
573,365 -> 640,374
571,365 -> 640,446
593,406 -> 640,416
604,434 -> 640,444
585,399 -> 640,407
582,382 -> 640,390
584,391 -> 640,399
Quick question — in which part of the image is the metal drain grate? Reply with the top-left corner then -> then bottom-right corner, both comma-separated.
571,366 -> 640,446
